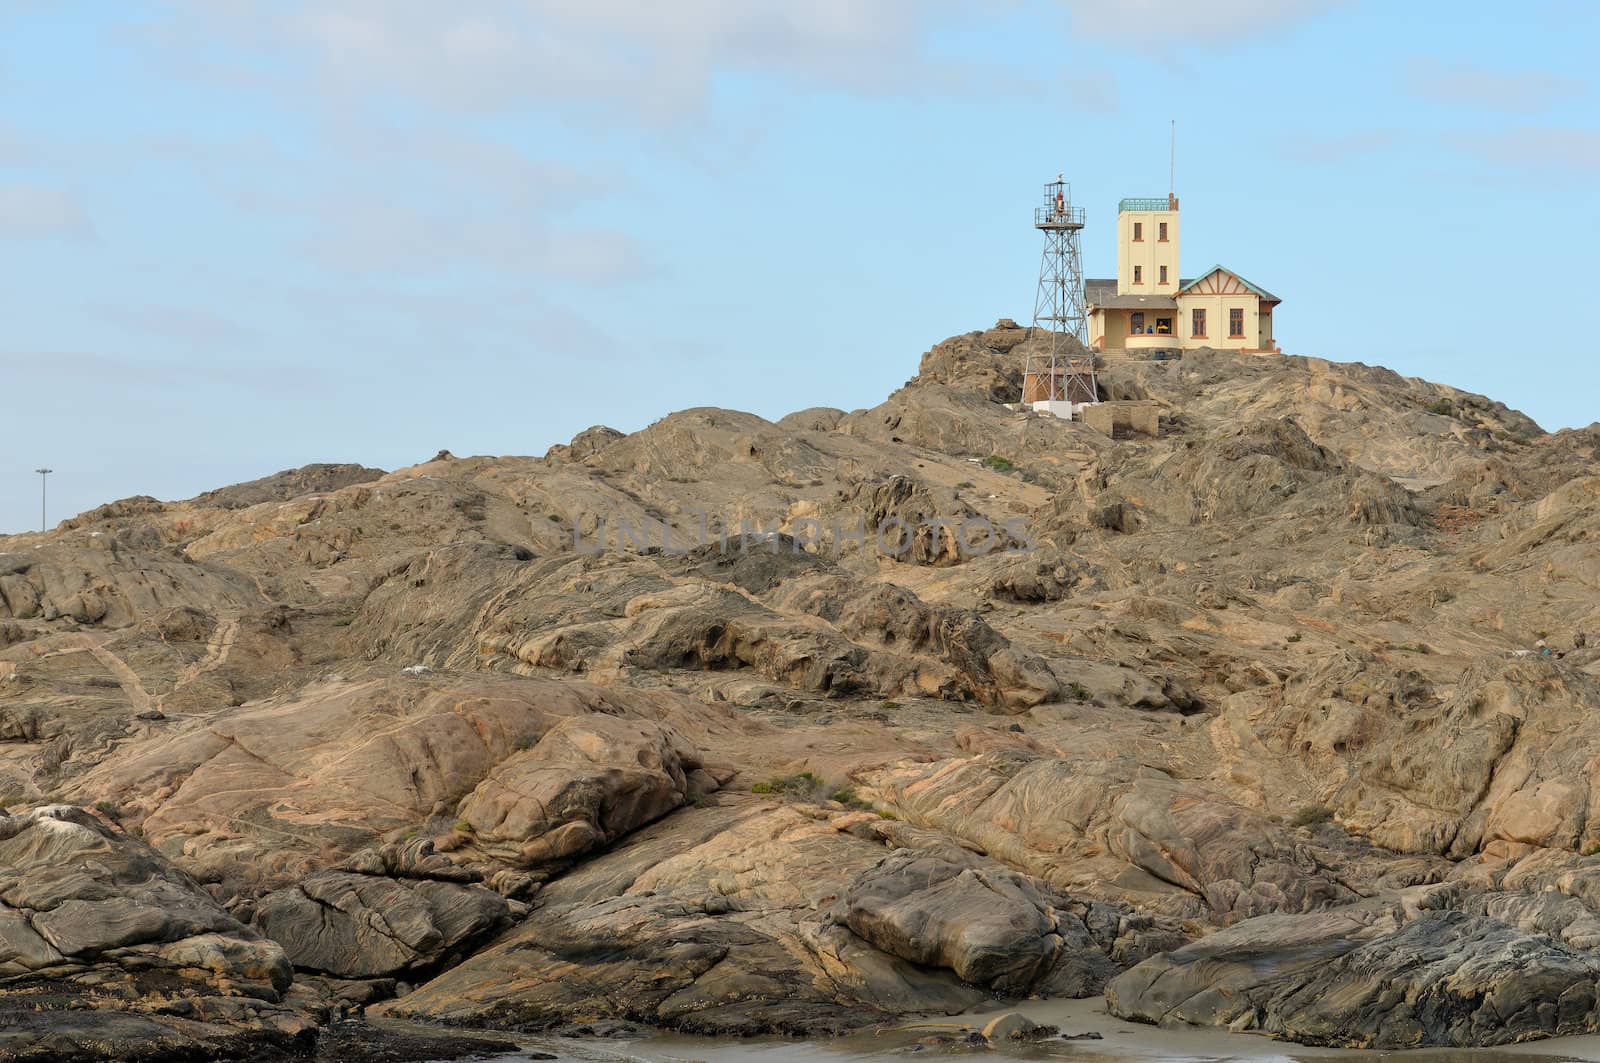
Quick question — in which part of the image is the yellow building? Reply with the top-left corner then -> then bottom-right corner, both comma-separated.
1086,195 -> 1281,354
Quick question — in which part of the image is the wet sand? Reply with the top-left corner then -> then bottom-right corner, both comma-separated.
414,999 -> 1600,1063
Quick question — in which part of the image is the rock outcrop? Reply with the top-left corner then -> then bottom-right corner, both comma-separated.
1107,894 -> 1600,1048
0,805 -> 308,1057
2,325 -> 1596,1054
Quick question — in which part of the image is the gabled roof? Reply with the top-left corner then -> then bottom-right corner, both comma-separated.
1177,264 -> 1281,304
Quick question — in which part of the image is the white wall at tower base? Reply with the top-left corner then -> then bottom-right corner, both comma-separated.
1030,399 -> 1097,420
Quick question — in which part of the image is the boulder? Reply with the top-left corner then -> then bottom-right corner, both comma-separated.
454,714 -> 709,868
1107,899 -> 1600,1048
0,805 -> 289,998
253,869 -> 509,978
384,891 -> 982,1036
842,849 -> 1117,995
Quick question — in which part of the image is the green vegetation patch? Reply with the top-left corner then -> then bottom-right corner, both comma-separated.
1289,804 -> 1334,828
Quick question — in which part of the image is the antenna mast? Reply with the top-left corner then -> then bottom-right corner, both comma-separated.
34,468 -> 52,533
1169,120 -> 1175,196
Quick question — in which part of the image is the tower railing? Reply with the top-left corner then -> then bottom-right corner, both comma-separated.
1118,196 -> 1178,212
1034,205 -> 1085,229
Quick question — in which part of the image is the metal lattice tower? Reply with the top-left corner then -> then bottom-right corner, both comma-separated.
1025,176 -> 1097,407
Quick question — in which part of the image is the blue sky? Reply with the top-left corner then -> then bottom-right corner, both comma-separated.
2,1 -> 1596,532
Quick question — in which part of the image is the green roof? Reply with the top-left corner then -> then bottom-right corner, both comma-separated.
1118,197 -> 1174,212
1177,264 -> 1281,304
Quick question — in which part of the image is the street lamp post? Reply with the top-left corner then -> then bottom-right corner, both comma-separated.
34,469 -> 51,533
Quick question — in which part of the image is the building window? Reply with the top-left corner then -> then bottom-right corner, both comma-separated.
1133,265 -> 1142,284
1229,307 -> 1245,337
1155,316 -> 1172,335
1159,265 -> 1168,284
1130,312 -> 1145,334
1133,222 -> 1143,241
1158,222 -> 1168,241
1192,308 -> 1206,337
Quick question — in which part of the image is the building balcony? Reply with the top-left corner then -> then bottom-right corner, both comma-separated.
1125,332 -> 1178,349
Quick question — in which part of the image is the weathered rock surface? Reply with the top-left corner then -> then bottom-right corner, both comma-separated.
0,805 -> 289,996
385,800 -> 991,1034
3,326 -> 1597,1053
63,673 -> 750,888
841,848 -> 1120,996
867,749 -> 1366,921
1107,894 -> 1600,1048
453,713 -> 718,867
0,805 -> 311,1059
187,462 -> 386,510
254,868 -> 509,978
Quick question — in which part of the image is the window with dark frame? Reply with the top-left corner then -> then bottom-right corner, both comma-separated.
1131,311 -> 1145,334
1155,316 -> 1172,335
1133,265 -> 1142,284
1159,265 -> 1168,284
1133,222 -> 1143,241
1229,307 -> 1245,337
1158,221 -> 1168,241
1192,308 -> 1206,337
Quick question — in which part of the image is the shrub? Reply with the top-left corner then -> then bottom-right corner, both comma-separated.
1068,682 -> 1091,702
93,800 -> 122,823
982,455 -> 1015,472
956,481 -> 974,489
1289,804 -> 1334,828
749,771 -> 849,804
831,786 -> 874,812
1426,398 -> 1454,417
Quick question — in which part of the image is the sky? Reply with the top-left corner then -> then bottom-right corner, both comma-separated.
2,1 -> 1597,532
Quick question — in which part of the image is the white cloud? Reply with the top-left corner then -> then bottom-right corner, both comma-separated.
1062,69 -> 1119,112
1279,124 -> 1600,176
154,0 -> 987,120
1278,129 -> 1402,165
94,304 -> 255,348
1402,59 -> 1588,115
1054,0 -> 1346,43
0,184 -> 92,239
1447,127 -> 1600,173
3,349 -> 332,394
300,195 -> 644,283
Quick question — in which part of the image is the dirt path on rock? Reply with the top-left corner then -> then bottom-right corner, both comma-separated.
58,634 -> 155,716
165,616 -> 240,702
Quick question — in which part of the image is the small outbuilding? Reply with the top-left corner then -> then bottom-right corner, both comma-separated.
1079,400 -> 1160,438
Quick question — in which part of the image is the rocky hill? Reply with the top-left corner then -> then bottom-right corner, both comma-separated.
2,322 -> 1598,1056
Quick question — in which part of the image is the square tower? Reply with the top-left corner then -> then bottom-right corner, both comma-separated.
1116,194 -> 1179,296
